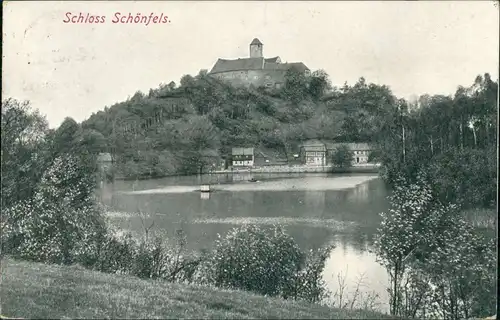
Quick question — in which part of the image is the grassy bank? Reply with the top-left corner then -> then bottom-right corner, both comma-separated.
0,258 -> 393,319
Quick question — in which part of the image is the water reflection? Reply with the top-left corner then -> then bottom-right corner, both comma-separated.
347,182 -> 369,202
103,173 -> 390,312
304,190 -> 326,212
324,235 -> 389,313
200,192 -> 210,200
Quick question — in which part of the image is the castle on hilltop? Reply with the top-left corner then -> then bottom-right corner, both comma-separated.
209,38 -> 310,89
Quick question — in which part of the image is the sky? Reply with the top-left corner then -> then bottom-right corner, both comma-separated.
2,1 -> 499,128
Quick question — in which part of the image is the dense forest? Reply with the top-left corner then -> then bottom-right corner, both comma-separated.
1,69 -> 497,211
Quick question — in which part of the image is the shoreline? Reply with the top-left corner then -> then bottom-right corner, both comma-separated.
213,164 -> 380,174
112,164 -> 381,181
115,174 -> 380,195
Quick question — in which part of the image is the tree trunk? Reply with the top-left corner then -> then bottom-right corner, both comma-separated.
459,122 -> 464,150
402,125 -> 406,164
430,136 -> 434,156
472,126 -> 477,147
392,263 -> 400,315
484,119 -> 489,146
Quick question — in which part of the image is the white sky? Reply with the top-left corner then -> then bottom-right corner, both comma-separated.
2,1 -> 499,128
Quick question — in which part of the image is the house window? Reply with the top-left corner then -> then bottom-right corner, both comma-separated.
305,70 -> 311,76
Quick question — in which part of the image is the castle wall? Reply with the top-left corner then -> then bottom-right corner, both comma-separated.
210,69 -> 287,89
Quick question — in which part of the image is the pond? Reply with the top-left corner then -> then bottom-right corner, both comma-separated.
101,172 -> 391,312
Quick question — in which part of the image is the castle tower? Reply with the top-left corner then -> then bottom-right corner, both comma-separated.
249,38 -> 263,58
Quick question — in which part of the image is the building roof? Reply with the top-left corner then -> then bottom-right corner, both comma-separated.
210,58 -> 310,74
283,62 -> 310,73
299,140 -> 372,152
232,147 -> 254,155
325,142 -> 372,151
210,58 -> 265,74
299,140 -> 327,152
250,38 -> 263,45
265,56 -> 281,63
302,145 -> 326,152
300,139 -> 324,147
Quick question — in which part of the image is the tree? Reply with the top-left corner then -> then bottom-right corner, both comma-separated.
1,99 -> 50,207
196,69 -> 209,79
1,154 -> 106,265
52,117 -> 80,155
167,81 -> 176,91
176,116 -> 220,174
308,69 -> 332,100
180,74 -> 195,88
373,173 -> 496,318
331,145 -> 353,168
282,69 -> 308,104
373,74 -> 498,210
75,129 -> 107,155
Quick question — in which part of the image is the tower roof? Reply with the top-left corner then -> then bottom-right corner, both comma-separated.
250,38 -> 263,45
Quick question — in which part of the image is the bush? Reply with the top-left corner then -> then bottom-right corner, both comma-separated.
78,226 -> 202,284
373,172 -> 497,319
1,155 -> 106,265
196,224 -> 333,303
77,229 -> 137,274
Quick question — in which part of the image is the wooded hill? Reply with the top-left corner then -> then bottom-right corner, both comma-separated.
81,69 -> 393,176
78,69 -> 498,209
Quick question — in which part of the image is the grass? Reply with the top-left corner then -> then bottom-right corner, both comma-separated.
0,257 -> 394,319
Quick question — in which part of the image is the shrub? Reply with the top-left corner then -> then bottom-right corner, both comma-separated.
197,224 -> 333,302
208,225 -> 302,296
289,246 -> 333,303
77,229 -> 137,274
1,155 -> 106,265
373,172 -> 497,319
78,226 -> 202,284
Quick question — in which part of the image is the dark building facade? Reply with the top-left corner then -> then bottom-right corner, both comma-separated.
209,38 -> 310,89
